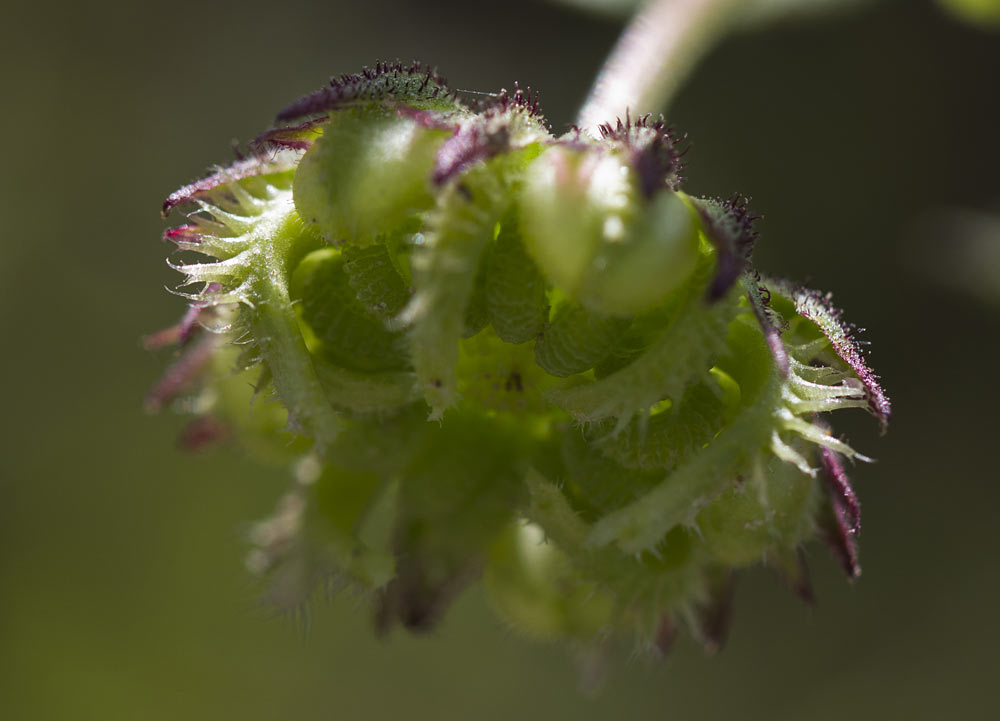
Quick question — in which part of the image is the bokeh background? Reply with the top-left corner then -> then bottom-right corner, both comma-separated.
2,0 -> 999,719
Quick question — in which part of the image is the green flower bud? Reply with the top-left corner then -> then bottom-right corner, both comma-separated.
150,62 -> 890,658
294,110 -> 455,243
519,121 -> 699,315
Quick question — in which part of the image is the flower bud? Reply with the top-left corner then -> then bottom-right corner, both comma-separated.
519,142 -> 700,315
294,110 -> 453,243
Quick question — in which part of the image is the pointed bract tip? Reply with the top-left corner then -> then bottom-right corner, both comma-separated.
819,492 -> 862,580
162,154 -> 297,217
770,278 -> 892,433
819,445 -> 862,536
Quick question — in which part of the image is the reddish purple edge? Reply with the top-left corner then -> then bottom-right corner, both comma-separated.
692,195 -> 760,302
769,278 -> 892,433
162,154 -> 298,218
428,85 -> 547,186
821,497 -> 862,579
432,121 -> 519,186
744,272 -> 791,377
818,445 -> 862,579
276,60 -> 453,123
162,224 -> 202,245
820,444 -> 862,535
432,123 -> 487,186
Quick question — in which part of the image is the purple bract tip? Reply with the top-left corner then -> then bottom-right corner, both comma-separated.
162,154 -> 298,217
771,279 -> 892,433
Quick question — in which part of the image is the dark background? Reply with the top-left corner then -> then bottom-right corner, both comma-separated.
2,0 -> 998,719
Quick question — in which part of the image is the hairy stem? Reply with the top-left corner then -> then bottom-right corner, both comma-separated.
577,0 -> 741,132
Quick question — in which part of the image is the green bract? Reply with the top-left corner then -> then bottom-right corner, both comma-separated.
151,62 -> 889,656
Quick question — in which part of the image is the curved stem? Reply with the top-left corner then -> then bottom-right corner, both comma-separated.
576,0 -> 741,133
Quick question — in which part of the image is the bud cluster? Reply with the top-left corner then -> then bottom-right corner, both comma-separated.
150,62 -> 889,653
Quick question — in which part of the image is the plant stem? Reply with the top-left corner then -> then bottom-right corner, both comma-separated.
577,0 -> 741,132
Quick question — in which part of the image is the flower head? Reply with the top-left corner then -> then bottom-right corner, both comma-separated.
150,62 -> 889,654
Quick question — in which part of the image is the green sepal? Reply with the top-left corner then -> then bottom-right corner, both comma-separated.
586,316 -> 780,553
577,190 -> 701,315
519,144 -> 700,315
486,213 -> 550,344
342,241 -> 412,322
484,522 -> 614,641
290,247 -> 411,373
696,455 -> 818,566
545,267 -> 738,424
312,361 -> 418,416
206,346 -> 311,464
461,241 -> 492,338
234,197 -> 343,453
293,110 -> 453,244
456,328 -> 556,415
534,301 -> 631,378
589,380 -> 730,472
519,145 -> 635,301
309,464 -> 397,590
401,167 -> 508,417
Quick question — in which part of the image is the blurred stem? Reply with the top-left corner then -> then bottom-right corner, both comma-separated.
577,0 -> 741,132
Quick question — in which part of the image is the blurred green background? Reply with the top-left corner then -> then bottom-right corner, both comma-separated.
2,0 -> 998,718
